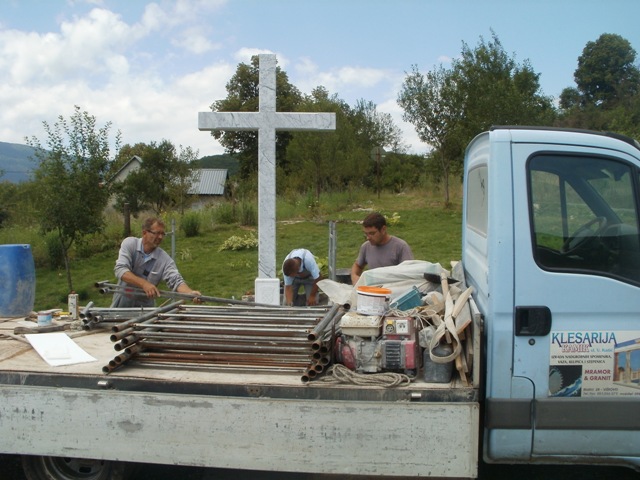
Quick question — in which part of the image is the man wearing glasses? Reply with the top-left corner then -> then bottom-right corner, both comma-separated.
350,212 -> 413,285
111,217 -> 201,307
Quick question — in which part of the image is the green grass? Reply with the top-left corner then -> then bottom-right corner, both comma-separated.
6,186 -> 463,311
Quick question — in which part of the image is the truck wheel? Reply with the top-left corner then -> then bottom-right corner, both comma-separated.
21,455 -> 129,480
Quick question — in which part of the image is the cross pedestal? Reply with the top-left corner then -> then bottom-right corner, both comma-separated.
199,54 -> 336,304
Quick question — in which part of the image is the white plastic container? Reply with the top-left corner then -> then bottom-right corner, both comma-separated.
340,311 -> 383,337
68,293 -> 79,320
356,286 -> 391,315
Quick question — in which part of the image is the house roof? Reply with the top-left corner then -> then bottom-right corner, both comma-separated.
189,168 -> 228,195
109,155 -> 142,183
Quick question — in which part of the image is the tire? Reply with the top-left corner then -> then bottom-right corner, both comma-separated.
21,455 -> 130,480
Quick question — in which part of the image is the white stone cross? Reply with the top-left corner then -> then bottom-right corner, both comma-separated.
199,54 -> 336,301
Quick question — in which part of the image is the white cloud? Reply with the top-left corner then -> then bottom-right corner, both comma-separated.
140,0 -> 226,32
234,48 -> 271,62
0,0 -> 428,159
173,27 -> 221,54
0,1 -> 237,156
291,58 -> 390,101
0,8 -> 139,85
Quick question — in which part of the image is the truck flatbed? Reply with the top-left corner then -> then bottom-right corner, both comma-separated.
0,313 -> 480,478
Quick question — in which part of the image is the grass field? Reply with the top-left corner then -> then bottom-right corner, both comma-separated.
8,185 -> 463,311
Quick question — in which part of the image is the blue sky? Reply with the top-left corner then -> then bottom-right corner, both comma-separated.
0,0 -> 638,157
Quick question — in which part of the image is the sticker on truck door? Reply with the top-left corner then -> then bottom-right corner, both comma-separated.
549,331 -> 640,398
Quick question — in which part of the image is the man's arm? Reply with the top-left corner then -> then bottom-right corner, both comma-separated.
307,277 -> 321,306
284,285 -> 294,306
398,237 -> 414,262
120,271 -> 161,298
351,261 -> 364,285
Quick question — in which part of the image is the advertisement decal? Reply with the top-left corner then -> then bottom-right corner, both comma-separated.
549,330 -> 640,397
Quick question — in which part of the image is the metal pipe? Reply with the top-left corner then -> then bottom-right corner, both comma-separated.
98,282 -> 287,308
133,339 -> 313,355
114,333 -> 139,350
111,301 -> 184,332
127,358 -> 305,374
80,301 -> 94,319
131,330 -> 312,346
178,304 -> 328,315
154,313 -> 322,324
100,301 -> 340,375
133,350 -> 311,367
307,304 -> 341,341
131,322 -> 312,335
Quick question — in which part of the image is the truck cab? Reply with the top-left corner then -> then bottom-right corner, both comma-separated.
463,126 -> 640,470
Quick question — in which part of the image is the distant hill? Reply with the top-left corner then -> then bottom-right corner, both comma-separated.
0,143 -> 241,183
0,141 -> 39,183
198,153 -> 240,177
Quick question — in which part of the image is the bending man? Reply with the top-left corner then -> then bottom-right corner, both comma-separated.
111,217 -> 201,308
282,248 -> 322,306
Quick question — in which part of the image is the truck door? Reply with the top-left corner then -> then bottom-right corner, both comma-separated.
511,142 -> 640,460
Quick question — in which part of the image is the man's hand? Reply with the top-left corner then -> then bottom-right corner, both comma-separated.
141,280 -> 161,298
190,290 -> 203,304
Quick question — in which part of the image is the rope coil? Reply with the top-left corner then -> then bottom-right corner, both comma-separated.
317,364 -> 413,388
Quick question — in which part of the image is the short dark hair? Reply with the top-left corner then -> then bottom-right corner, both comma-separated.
283,258 -> 300,276
362,212 -> 386,230
143,217 -> 165,231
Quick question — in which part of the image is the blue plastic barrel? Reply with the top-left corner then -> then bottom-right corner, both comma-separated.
0,244 -> 36,317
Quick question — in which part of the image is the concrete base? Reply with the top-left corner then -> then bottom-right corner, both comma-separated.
254,278 -> 281,305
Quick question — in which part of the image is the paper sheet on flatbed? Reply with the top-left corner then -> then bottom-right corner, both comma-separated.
25,332 -> 97,366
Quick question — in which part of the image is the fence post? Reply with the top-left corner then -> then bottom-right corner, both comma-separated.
328,220 -> 337,281
171,218 -> 176,259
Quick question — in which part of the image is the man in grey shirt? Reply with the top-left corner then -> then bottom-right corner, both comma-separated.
351,212 -> 413,284
111,217 -> 201,308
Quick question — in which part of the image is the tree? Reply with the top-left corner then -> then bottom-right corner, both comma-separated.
26,106 -> 120,291
284,88 -> 349,199
398,32 -> 555,205
557,34 -> 640,138
573,33 -> 640,108
398,64 -> 462,205
0,181 -> 15,227
451,32 -> 555,141
351,99 -> 407,154
113,140 -> 198,216
209,56 -> 302,178
284,87 -> 408,199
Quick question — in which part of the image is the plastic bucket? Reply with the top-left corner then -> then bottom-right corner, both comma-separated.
0,244 -> 36,317
37,311 -> 52,326
356,286 -> 391,315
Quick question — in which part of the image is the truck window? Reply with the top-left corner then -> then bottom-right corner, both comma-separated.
466,165 -> 488,235
529,154 -> 640,284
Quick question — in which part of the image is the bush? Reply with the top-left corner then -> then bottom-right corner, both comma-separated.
240,201 -> 257,226
181,211 -> 201,237
214,202 -> 237,225
218,232 -> 258,252
45,232 -> 65,269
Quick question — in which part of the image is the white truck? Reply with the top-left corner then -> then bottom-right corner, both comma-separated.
1,126 -> 640,479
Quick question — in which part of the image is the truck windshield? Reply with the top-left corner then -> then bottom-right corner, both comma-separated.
529,154 -> 640,284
